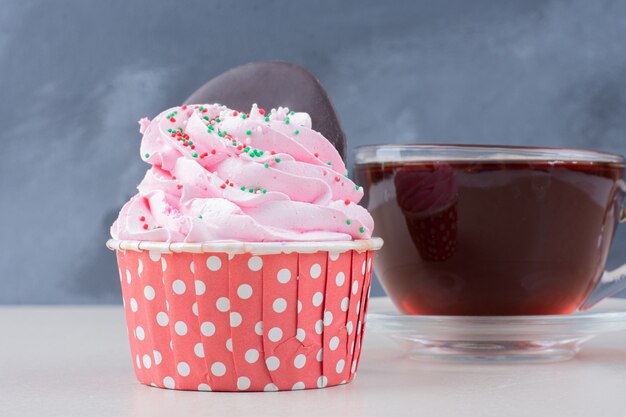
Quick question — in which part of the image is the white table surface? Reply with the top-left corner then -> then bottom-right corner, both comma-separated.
2,297 -> 626,417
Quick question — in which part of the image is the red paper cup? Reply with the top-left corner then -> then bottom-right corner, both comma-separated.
107,239 -> 383,392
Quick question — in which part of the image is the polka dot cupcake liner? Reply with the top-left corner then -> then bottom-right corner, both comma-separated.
107,239 -> 382,392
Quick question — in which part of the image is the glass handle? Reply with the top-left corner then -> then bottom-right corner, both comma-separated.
579,196 -> 626,310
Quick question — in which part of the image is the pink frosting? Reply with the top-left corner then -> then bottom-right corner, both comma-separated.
111,104 -> 373,242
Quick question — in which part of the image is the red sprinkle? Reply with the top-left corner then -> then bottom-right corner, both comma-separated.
181,105 -> 187,110
259,108 -> 266,115
182,142 -> 189,147
220,184 -> 226,189
202,108 -> 208,113
314,153 -> 319,158
334,176 -> 341,182
200,152 -> 208,158
142,224 -> 149,230
139,216 -> 146,221
211,149 -> 216,155
232,111 -> 238,116
183,134 -> 189,139
344,199 -> 350,205
170,117 -> 176,122
270,150 -> 276,155
171,133 -> 176,138
177,184 -> 182,189
190,145 -> 196,150
237,145 -> 243,150
229,183 -> 234,187
172,176 -> 176,179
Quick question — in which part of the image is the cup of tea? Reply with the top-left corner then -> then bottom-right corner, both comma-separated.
355,145 -> 626,316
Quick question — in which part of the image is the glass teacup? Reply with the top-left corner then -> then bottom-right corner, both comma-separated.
355,145 -> 626,316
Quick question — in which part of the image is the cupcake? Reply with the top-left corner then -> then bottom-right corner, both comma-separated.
108,103 -> 382,392
394,164 -> 458,262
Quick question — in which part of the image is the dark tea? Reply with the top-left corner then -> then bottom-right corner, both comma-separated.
355,149 -> 625,315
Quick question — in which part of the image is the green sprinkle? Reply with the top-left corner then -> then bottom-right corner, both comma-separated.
246,130 -> 252,135
327,161 -> 332,166
198,215 -> 203,219
249,188 -> 254,193
264,116 -> 270,122
359,227 -> 365,233
144,153 -> 150,158
203,116 -> 209,121
199,106 -> 204,111
346,219 -> 351,225
232,141 -> 237,146
262,189 -> 267,194
243,147 -> 250,153
188,141 -> 193,146
344,174 -> 349,178
294,130 -> 299,135
285,117 -> 290,125
192,152 -> 198,158
275,157 -> 281,163
289,111 -> 295,115
215,118 -> 221,122
167,128 -> 173,133
242,114 -> 247,119
355,185 -> 360,191
264,163 -> 269,168
241,186 -> 246,191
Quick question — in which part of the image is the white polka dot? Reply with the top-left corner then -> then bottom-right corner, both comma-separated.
329,336 -> 340,351
237,376 -> 251,390
237,284 -> 253,299
142,354 -> 152,369
367,258 -> 372,272
144,285 -> 155,300
315,320 -> 323,335
329,251 -> 340,261
352,280 -> 359,295
201,321 -> 215,336
294,354 -> 307,369
336,359 -> 345,373
194,343 -> 205,358
125,270 -> 132,284
225,338 -> 233,352
135,326 -> 145,341
317,376 -> 328,388
277,268 -> 291,283
195,280 -> 206,295
268,327 -> 283,342
357,319 -> 362,334
216,297 -> 230,312
153,350 -> 162,365
192,302 -> 199,316
189,261 -> 195,274
340,297 -> 349,312
245,349 -> 259,364
273,298 -> 287,313
254,321 -> 263,336
230,312 -> 242,327
347,321 -> 354,335
316,349 -> 323,362
211,362 -> 226,377
335,272 -> 346,286
264,383 -> 278,392
135,355 -> 141,369
248,256 -> 263,271
149,251 -> 161,262
351,360 -> 357,373
312,292 -> 324,307
198,383 -> 212,391
161,258 -> 167,271
350,341 -> 355,354
297,300 -> 302,313
362,260 -> 366,275
266,356 -> 280,371
324,311 -> 333,326
310,263 -> 322,279
130,298 -> 138,312
156,312 -> 169,326
175,321 -> 188,336
356,300 -> 361,314
206,256 -> 222,271
177,362 -> 190,377
163,376 -> 175,389
228,253 -> 235,260
138,259 -> 143,276
172,280 -> 186,295
296,328 -> 305,342
292,381 -> 305,390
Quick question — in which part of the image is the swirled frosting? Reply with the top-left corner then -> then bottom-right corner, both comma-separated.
111,104 -> 374,242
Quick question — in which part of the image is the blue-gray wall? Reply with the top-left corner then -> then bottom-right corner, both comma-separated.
3,0 -> 626,303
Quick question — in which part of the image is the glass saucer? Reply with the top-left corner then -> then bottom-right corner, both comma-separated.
366,297 -> 626,362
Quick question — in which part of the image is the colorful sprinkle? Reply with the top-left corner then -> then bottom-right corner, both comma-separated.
346,219 -> 351,225
359,227 -> 365,233
246,130 -> 252,135
289,111 -> 295,115
198,215 -> 203,219
285,117 -> 290,125
264,116 -> 270,122
240,186 -> 246,191
139,216 -> 146,221
275,157 -> 281,163
264,163 -> 269,168
259,108 -> 266,115
262,189 -> 267,194
142,224 -> 149,230
294,130 -> 300,135
327,161 -> 332,166
355,185 -> 360,191
192,152 -> 198,158
344,199 -> 350,205
144,153 -> 150,158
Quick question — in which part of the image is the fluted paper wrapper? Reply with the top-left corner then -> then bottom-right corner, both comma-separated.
111,242 -> 378,392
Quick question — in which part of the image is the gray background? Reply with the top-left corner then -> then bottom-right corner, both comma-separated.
3,0 -> 626,304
